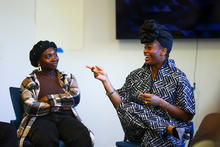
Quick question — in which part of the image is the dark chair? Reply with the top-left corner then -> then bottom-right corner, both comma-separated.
116,121 -> 194,147
9,87 -> 65,147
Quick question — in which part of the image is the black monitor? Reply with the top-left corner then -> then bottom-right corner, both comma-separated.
116,0 -> 220,39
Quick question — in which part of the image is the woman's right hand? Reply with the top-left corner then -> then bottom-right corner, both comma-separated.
38,96 -> 49,103
86,65 -> 107,82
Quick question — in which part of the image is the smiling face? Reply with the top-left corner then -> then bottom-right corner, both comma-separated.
143,40 -> 167,67
38,47 -> 59,72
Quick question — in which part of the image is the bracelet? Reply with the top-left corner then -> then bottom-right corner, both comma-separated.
106,89 -> 116,96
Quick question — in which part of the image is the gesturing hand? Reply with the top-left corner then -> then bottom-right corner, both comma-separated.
138,93 -> 162,106
86,65 -> 108,82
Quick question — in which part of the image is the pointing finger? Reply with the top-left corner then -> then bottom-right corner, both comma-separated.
86,65 -> 93,69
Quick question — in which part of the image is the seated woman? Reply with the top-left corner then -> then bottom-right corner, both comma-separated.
17,40 -> 94,147
87,20 -> 195,146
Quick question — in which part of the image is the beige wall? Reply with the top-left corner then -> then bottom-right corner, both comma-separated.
0,0 -> 220,146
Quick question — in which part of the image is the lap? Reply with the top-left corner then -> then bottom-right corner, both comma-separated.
58,116 -> 90,141
117,102 -> 185,146
29,112 -> 89,140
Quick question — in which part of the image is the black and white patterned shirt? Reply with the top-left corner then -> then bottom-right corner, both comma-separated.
116,59 -> 195,147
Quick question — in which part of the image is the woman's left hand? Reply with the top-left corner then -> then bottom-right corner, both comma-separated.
139,93 -> 162,106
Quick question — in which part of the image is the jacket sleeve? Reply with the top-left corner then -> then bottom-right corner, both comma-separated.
117,73 -> 133,103
174,72 -> 196,117
20,77 -> 50,116
66,73 -> 80,106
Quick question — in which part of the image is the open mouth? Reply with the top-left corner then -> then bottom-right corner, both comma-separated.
145,56 -> 151,62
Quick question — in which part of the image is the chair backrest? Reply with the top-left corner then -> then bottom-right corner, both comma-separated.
9,87 -> 24,128
9,87 -> 66,147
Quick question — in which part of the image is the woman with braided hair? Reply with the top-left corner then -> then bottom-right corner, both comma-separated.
87,20 -> 195,146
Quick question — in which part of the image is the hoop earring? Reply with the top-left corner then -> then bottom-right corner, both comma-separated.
38,64 -> 42,71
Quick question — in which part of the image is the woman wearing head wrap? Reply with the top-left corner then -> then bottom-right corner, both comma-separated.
87,20 -> 195,146
17,40 -> 94,147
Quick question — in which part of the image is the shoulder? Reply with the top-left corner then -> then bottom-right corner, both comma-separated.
130,65 -> 146,76
21,71 -> 38,89
125,65 -> 148,82
166,60 -> 192,89
167,59 -> 187,79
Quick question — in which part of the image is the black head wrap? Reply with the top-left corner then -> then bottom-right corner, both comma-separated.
29,40 -> 57,67
139,19 -> 173,55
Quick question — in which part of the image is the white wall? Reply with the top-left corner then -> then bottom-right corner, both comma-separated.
0,0 -> 35,120
0,0 -> 220,147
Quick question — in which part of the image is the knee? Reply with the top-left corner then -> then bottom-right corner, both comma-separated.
66,128 -> 92,147
73,127 -> 91,142
29,128 -> 59,145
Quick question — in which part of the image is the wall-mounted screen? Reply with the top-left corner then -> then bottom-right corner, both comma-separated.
116,0 -> 220,39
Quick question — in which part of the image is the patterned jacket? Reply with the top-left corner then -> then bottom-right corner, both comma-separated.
116,59 -> 195,146
17,69 -> 94,147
